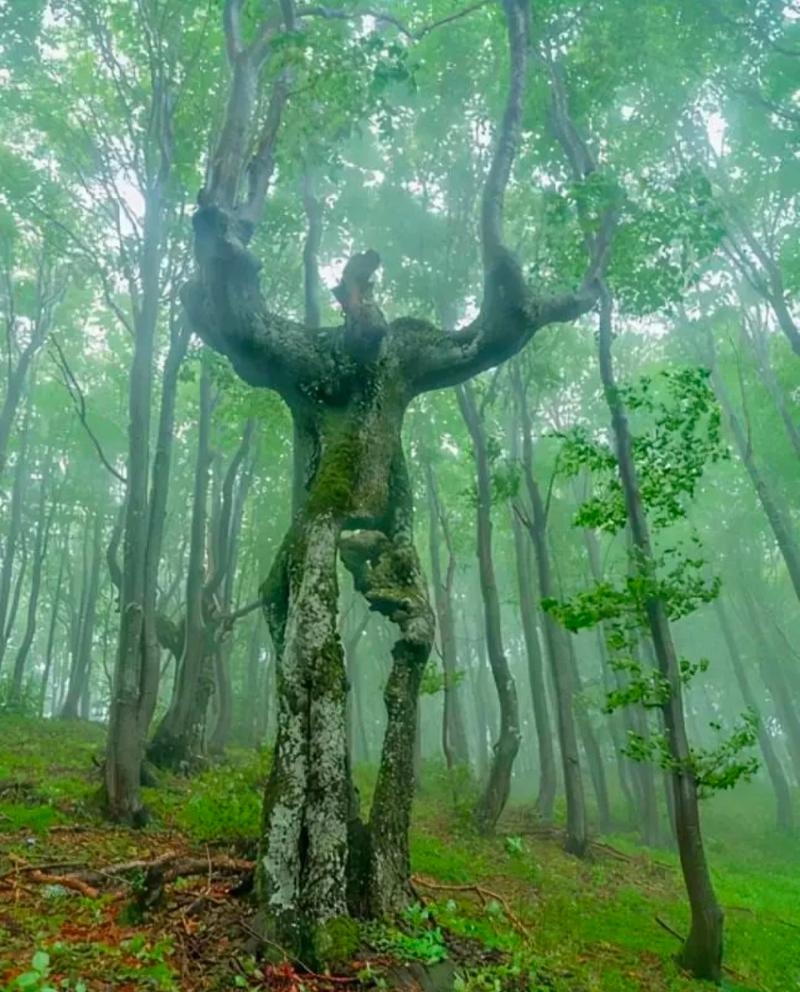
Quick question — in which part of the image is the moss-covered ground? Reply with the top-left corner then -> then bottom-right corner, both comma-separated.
0,717 -> 796,991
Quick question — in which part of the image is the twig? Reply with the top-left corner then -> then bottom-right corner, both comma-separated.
411,874 -> 532,940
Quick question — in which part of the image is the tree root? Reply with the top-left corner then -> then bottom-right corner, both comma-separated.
411,873 -> 532,940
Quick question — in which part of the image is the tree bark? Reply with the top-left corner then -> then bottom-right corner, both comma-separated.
0,403 -> 31,670
424,455 -> 470,769
512,363 -> 587,855
40,527 -> 70,716
739,588 -> 800,783
11,453 -> 55,702
510,503 -> 556,820
148,358 -> 214,769
457,381 -> 520,834
61,512 -> 103,719
564,634 -> 611,834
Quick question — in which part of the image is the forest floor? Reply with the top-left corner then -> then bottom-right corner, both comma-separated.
0,718 -> 797,992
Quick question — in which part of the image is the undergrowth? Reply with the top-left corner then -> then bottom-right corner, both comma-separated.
0,718 -> 797,991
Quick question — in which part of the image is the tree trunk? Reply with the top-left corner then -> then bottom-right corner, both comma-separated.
41,529 -> 69,716
715,599 -> 794,831
581,527 -> 651,836
11,454 -> 54,701
424,456 -> 470,769
0,405 -> 31,670
61,512 -> 103,719
208,639 -> 233,755
457,381 -> 520,834
149,358 -> 214,768
599,288 -> 722,982
510,508 -> 556,820
565,635 -> 611,833
709,350 -> 800,604
512,364 -> 587,855
739,588 -> 800,783
104,166 -> 169,823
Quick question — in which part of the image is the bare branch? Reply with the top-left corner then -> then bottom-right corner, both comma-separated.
49,336 -> 127,484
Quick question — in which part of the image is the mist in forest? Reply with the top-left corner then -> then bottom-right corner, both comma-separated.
0,1 -> 799,990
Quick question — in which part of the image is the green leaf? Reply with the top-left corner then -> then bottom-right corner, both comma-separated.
31,952 -> 50,975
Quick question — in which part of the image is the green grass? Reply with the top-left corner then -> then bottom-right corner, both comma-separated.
409,777 -> 800,992
1,718 -> 798,991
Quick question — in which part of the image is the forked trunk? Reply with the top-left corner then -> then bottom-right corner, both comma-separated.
256,385 -> 434,962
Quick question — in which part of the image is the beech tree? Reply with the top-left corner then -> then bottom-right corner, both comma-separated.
183,0 -> 613,957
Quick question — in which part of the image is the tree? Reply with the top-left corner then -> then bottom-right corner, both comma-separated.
457,379 -> 520,833
183,0 -> 613,958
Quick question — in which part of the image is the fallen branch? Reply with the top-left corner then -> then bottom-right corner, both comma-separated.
28,869 -> 100,899
411,874 -> 531,940
1,857 -> 88,880
3,852 -> 254,894
655,915 -> 684,942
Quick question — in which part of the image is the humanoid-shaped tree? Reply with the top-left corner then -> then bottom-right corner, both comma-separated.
182,0 -> 612,959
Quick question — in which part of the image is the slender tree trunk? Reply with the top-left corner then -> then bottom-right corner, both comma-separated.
149,358 -> 214,768
139,317 -> 192,732
41,530 -> 69,717
709,353 -> 800,604
715,599 -> 794,831
208,640 -> 233,755
61,512 -> 103,719
739,588 -> 800,782
599,288 -> 722,981
510,509 -> 556,819
581,527 -> 648,834
0,406 -> 31,669
565,635 -> 611,833
457,381 -> 520,834
105,162 -> 170,823
512,364 -> 587,855
424,456 -> 470,769
11,455 -> 54,700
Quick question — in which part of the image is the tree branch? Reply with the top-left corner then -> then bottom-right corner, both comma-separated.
296,1 -> 490,40
49,336 -> 126,484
